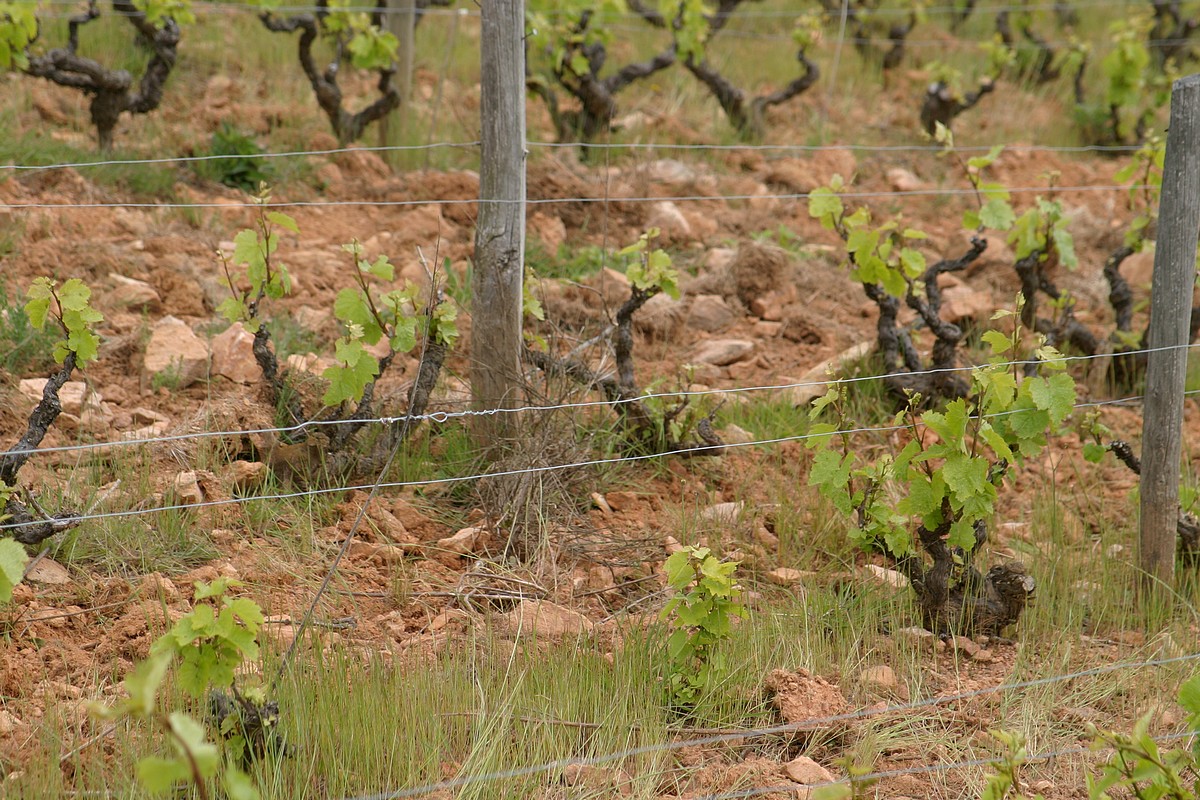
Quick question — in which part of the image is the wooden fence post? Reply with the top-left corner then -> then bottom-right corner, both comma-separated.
1140,72 -> 1200,594
471,0 -> 526,447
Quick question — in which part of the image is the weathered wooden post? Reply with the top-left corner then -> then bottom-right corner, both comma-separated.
471,0 -> 526,447
1140,73 -> 1200,594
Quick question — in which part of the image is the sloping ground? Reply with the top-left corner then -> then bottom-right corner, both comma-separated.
0,129 -> 1197,797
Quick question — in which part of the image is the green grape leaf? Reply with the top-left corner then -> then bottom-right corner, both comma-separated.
1052,225 -> 1078,269
1082,442 -> 1110,463
322,338 -> 380,406
217,296 -> 248,324
809,448 -> 853,492
232,229 -> 263,272
808,188 -> 844,227
137,756 -> 193,794
979,197 -> 1016,231
1178,673 -> 1200,717
941,454 -> 989,500
265,210 -> 299,234
333,289 -> 383,344
365,254 -> 395,281
1008,404 -> 1051,440
432,300 -> 460,348
0,537 -> 29,604
57,278 -> 91,312
1028,373 -> 1076,427
166,712 -> 220,775
947,518 -> 977,550
663,550 -> 694,592
25,277 -> 54,330
224,766 -> 262,800
980,329 -> 1012,355
390,315 -> 418,354
347,26 -> 399,70
66,325 -> 101,366
900,247 -> 926,277
979,423 -> 1015,463
124,649 -> 173,716
225,596 -> 265,631
966,145 -> 1004,170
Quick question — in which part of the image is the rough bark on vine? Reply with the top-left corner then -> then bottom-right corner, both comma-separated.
895,505 -> 1035,635
1102,241 -> 1200,389
260,12 -> 400,145
684,49 -> 818,140
1108,440 -> 1200,561
527,9 -> 675,147
1013,251 -> 1099,370
1149,0 -> 1200,68
24,0 -> 180,151
996,11 -> 1064,84
524,289 -> 724,456
0,354 -> 81,545
861,238 -> 988,404
920,78 -> 995,135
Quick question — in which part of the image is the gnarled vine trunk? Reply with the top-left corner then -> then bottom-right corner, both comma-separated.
24,0 -> 181,151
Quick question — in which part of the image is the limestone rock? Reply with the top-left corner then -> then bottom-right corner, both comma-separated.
528,212 -> 567,251
18,379 -> 97,415
765,668 -> 849,724
939,285 -> 992,322
634,292 -> 685,340
229,460 -> 269,493
862,564 -> 909,588
210,322 -> 261,385
687,294 -> 736,332
605,491 -> 638,512
703,247 -> 736,272
701,502 -> 745,525
143,316 -> 209,388
788,341 -> 875,405
593,267 -> 632,308
859,665 -> 899,692
969,232 -> 1015,269
691,338 -> 754,366
173,471 -> 204,506
437,526 -> 484,556
497,600 -> 593,640
886,167 -> 925,192
893,626 -> 938,647
334,146 -> 391,180
783,755 -> 835,785
369,543 -> 421,564
1123,250 -> 1154,288
643,159 -> 697,188
282,353 -> 324,377
25,557 -> 71,585
108,274 -> 161,311
647,200 -> 692,241
767,568 -> 806,586
720,424 -> 755,445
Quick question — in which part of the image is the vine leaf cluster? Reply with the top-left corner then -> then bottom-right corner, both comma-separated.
807,316 -> 1073,635
94,578 -> 280,800
218,192 -> 458,470
0,277 -> 104,558
525,228 -> 724,457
